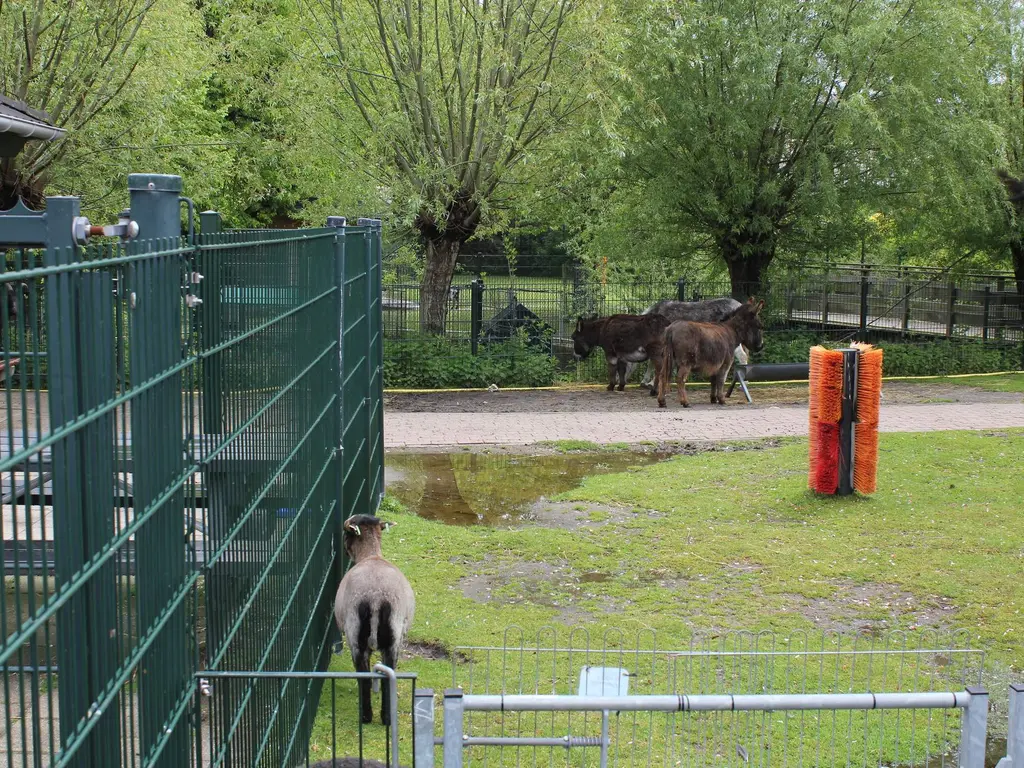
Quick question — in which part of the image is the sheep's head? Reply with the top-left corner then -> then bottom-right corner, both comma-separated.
343,514 -> 395,562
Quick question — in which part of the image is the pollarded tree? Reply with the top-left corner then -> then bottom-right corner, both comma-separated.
615,0 -> 997,298
0,0 -> 160,208
304,0 -> 601,331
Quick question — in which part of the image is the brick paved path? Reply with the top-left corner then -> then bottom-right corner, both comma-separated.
384,403 -> 1024,447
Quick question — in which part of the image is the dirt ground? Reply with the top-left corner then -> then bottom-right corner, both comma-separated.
385,379 -> 1023,413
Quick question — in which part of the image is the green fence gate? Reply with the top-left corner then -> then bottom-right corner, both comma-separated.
0,174 -> 385,767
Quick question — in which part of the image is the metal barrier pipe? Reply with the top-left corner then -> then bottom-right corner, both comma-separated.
462,691 -> 974,712
374,664 -> 400,768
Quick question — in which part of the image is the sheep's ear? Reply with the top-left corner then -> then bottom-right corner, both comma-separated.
382,521 -> 396,532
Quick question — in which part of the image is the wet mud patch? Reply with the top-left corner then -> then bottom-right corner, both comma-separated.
781,581 -> 958,635
458,560 -> 628,625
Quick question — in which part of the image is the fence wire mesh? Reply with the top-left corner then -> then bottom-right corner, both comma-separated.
442,627 -> 987,768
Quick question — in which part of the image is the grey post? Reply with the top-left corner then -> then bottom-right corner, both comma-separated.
676,278 -> 687,302
414,689 -> 436,768
998,683 -> 1024,768
599,710 -> 610,768
959,686 -> 988,768
443,689 -> 465,768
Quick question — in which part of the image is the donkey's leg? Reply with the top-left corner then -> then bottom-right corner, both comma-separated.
677,366 -> 691,407
606,359 -> 617,391
648,349 -> 661,396
710,369 -> 726,404
616,360 -> 627,391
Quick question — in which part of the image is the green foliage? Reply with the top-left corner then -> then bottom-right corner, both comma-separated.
384,333 -> 558,389
755,332 -> 1019,377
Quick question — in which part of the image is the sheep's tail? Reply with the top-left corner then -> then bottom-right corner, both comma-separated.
377,601 -> 395,656
356,601 -> 373,658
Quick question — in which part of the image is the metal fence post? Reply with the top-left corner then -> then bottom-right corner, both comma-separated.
127,173 -> 191,768
676,278 -> 687,302
199,210 -> 222,434
837,348 -> 859,496
328,216 -> 347,575
470,279 -> 484,355
358,218 -> 384,509
414,689 -> 436,768
947,283 -> 959,337
997,683 -> 1024,768
959,686 -> 988,768
983,287 -> 992,341
903,283 -> 912,331
443,689 -> 465,768
44,194 -> 122,767
859,274 -> 870,336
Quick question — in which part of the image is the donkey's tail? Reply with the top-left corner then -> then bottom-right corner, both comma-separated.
657,327 -> 674,406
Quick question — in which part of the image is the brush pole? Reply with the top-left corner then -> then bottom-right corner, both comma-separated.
838,348 -> 859,496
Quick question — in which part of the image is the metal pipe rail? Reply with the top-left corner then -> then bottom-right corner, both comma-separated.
416,687 -> 992,768
456,691 -> 975,712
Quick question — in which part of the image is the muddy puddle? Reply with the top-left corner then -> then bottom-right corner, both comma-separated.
385,451 -> 669,525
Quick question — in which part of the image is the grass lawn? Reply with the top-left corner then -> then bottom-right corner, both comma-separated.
310,429 -> 1023,766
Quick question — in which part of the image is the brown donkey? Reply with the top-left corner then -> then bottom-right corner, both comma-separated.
657,299 -> 765,408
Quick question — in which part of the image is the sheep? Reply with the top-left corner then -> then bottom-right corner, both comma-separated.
334,514 -> 415,726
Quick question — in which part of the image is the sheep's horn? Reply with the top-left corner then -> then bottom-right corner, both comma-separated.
346,524 -> 361,536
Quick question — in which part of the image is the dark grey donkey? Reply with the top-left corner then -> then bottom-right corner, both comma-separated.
627,298 -> 743,386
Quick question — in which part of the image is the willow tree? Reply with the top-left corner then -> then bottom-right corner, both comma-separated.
306,0 -> 596,331
0,0 -> 160,208
613,0 -> 996,298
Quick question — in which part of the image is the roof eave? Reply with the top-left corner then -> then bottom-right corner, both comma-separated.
0,112 -> 66,142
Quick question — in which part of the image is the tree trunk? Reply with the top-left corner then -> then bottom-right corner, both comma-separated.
0,160 -> 45,211
721,240 -> 775,300
420,238 -> 462,333
1011,240 -> 1024,315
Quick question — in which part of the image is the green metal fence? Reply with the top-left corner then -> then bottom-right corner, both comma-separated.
0,175 -> 384,767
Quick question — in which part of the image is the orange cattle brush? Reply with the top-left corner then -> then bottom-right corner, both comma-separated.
808,343 -> 882,496
853,345 -> 883,494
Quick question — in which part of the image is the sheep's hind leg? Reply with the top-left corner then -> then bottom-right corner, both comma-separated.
353,650 -> 374,724
380,647 -> 398,726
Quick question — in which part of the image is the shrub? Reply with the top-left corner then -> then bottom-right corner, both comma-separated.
384,331 -> 558,388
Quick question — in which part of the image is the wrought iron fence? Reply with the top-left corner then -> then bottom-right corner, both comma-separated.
381,258 -> 1024,382
0,176 -> 385,767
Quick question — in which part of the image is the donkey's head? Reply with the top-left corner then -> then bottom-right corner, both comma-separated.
729,298 -> 765,353
343,514 -> 396,562
571,316 -> 599,360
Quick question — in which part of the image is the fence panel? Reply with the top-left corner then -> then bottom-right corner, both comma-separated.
1,180 -> 386,767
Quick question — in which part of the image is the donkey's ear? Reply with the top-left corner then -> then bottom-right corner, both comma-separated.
575,317 -> 583,332
755,299 -> 765,313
